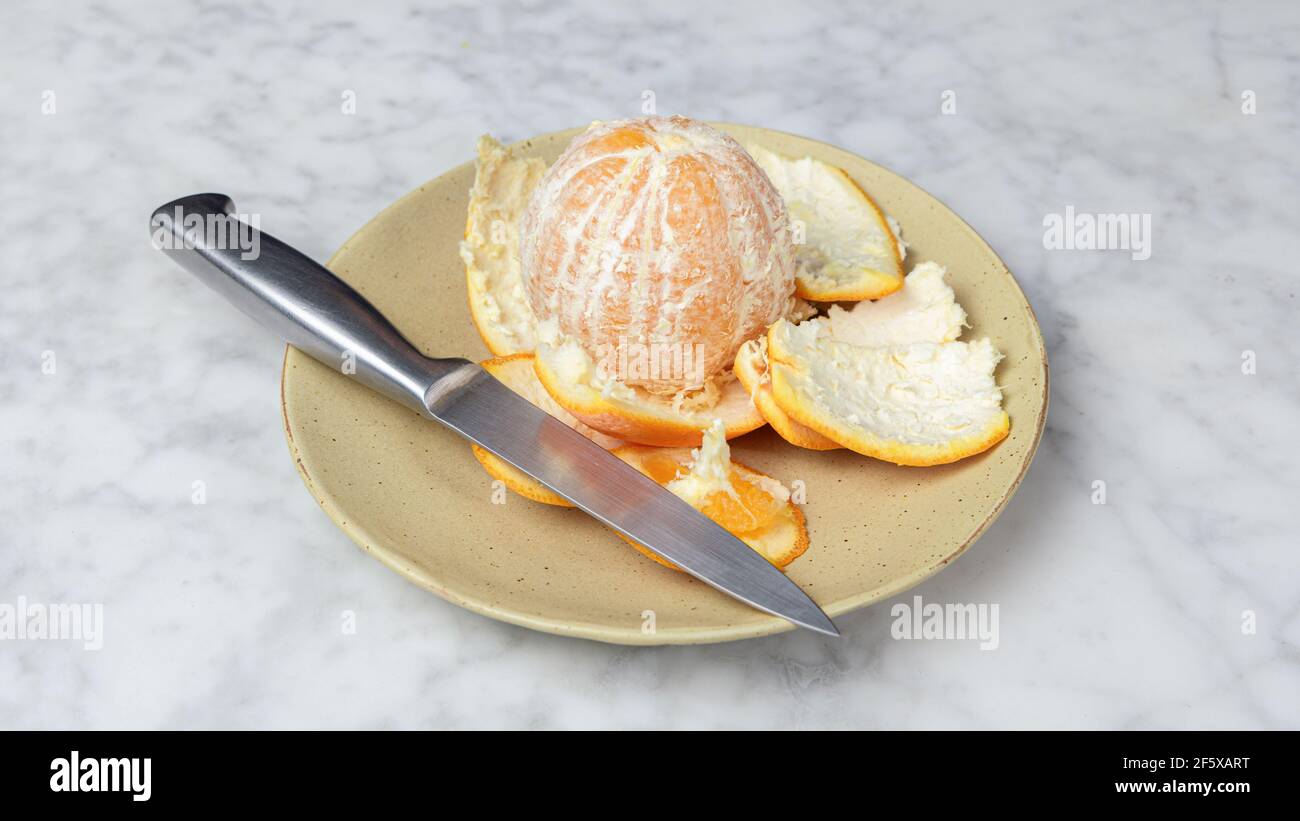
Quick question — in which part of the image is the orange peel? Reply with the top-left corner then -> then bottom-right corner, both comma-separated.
747,143 -> 905,302
532,335 -> 766,447
765,319 -> 1010,466
461,136 -> 547,356
733,337 -> 841,451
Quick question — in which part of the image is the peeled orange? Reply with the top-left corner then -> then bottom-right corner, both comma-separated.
520,116 -> 797,394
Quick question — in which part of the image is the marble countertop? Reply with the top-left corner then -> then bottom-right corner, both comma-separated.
2,0 -> 1296,729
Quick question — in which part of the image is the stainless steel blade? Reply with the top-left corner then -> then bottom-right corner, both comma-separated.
426,363 -> 839,637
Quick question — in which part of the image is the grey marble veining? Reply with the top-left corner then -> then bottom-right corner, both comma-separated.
0,0 -> 1297,729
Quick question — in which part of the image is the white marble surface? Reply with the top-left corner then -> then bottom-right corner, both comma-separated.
1,0 -> 1297,729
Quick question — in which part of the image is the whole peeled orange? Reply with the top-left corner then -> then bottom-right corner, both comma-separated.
519,116 -> 796,393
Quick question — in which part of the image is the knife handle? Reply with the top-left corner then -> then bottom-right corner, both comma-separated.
151,193 -> 465,417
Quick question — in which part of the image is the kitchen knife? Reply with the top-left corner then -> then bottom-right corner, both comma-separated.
150,193 -> 838,637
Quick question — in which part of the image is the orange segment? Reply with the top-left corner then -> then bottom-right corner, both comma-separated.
622,450 -> 779,536
584,125 -> 654,154
641,451 -> 685,484
699,471 -> 783,535
611,442 -> 810,572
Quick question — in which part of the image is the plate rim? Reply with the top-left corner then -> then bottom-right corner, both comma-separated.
279,122 -> 1050,645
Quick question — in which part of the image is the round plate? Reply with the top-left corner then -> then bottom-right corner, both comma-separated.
280,123 -> 1049,644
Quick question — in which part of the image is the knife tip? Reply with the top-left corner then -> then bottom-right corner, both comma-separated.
790,607 -> 840,638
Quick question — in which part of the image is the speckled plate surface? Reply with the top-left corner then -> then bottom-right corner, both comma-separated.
280,123 -> 1049,645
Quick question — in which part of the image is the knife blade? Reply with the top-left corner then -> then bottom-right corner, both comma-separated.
150,193 -> 838,637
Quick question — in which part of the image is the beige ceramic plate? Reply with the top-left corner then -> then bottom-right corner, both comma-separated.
280,123 -> 1048,645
